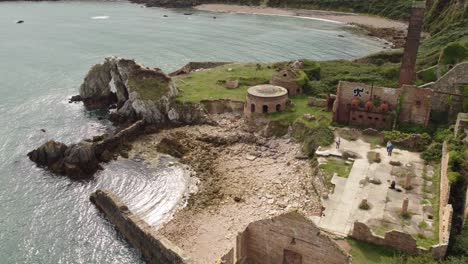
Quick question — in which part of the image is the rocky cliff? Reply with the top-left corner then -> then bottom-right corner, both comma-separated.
79,57 -> 209,125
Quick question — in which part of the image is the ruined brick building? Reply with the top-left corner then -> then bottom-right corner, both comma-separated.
332,1 -> 467,129
221,212 -> 351,264
244,84 -> 289,116
332,81 -> 433,129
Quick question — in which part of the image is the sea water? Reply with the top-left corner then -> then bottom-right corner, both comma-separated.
0,1 -> 384,262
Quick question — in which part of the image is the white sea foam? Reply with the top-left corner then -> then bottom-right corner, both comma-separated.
91,16 -> 109,20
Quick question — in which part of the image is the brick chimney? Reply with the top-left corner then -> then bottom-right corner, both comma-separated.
399,1 -> 426,87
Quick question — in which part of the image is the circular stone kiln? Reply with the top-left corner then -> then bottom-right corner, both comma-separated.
244,84 -> 288,116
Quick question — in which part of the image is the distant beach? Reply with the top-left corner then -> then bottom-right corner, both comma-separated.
195,4 -> 407,29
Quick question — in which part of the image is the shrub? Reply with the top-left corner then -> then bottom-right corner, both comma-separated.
302,59 -> 321,80
302,126 -> 334,157
434,128 -> 453,142
439,42 -> 468,65
421,143 -> 443,162
417,66 -> 438,83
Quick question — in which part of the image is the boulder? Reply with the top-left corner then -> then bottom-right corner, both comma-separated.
27,141 -> 100,179
27,140 -> 67,166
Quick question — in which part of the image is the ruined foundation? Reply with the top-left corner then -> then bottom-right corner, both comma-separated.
90,190 -> 191,264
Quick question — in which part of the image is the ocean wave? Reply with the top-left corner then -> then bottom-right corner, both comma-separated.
91,16 -> 109,20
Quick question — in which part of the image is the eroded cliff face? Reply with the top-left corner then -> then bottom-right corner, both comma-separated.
79,57 -> 209,125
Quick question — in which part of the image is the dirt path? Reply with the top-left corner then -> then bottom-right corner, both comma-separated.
130,114 -> 322,263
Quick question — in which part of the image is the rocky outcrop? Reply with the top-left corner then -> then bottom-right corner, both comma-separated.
169,61 -> 230,76
79,57 -> 210,125
27,140 -> 101,179
28,121 -> 146,179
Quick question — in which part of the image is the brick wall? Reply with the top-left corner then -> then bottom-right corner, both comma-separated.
333,81 -> 400,126
90,190 -> 192,264
222,212 -> 351,264
399,4 -> 425,86
399,85 -> 433,126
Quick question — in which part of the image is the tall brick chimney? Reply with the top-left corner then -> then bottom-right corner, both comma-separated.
399,1 -> 426,87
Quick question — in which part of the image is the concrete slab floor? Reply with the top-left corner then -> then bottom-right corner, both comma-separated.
317,136 -> 436,241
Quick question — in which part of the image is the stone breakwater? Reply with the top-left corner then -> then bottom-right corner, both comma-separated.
90,190 -> 192,264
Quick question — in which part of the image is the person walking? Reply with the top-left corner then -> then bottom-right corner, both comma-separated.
335,137 -> 341,149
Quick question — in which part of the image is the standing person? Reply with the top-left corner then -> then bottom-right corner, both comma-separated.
387,141 -> 393,156
335,137 -> 341,149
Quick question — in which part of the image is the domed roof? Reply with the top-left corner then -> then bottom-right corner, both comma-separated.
247,85 -> 288,98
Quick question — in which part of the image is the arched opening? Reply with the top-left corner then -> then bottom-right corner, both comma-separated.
251,104 -> 255,113
276,104 -> 281,111
263,105 -> 268,113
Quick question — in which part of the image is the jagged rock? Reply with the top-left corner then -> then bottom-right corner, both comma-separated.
27,140 -> 100,179
27,140 -> 68,167
79,57 -> 210,125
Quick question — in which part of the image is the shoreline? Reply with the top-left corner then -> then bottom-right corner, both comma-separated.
194,4 -> 407,30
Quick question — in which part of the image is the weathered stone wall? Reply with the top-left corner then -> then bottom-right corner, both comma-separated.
270,70 -> 302,96
439,142 -> 453,245
455,112 -> 468,138
222,212 -> 351,264
200,99 -> 244,115
351,221 -> 448,259
427,63 -> 468,116
90,190 -> 192,264
464,189 -> 468,226
399,85 -> 433,126
351,222 -> 419,253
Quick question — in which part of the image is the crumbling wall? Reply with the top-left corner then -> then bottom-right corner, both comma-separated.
200,99 -> 244,114
223,212 -> 350,264
351,222 -> 419,253
439,142 -> 453,246
351,221 -> 448,259
428,63 -> 468,116
455,113 -> 468,137
399,85 -> 433,126
90,190 -> 192,264
333,81 -> 400,126
464,189 -> 468,226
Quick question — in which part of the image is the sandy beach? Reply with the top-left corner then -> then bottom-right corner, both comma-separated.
195,4 -> 407,30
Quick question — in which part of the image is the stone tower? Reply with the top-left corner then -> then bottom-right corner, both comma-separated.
399,1 -> 426,87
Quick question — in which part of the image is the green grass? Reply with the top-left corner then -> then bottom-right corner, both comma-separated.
175,63 -> 276,103
319,159 -> 352,178
268,95 -> 331,126
128,77 -> 169,100
348,239 -> 403,264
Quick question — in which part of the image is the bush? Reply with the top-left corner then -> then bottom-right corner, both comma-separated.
417,66 -> 438,83
302,59 -> 321,80
421,143 -> 443,162
434,128 -> 453,142
302,126 -> 334,157
439,42 -> 468,65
